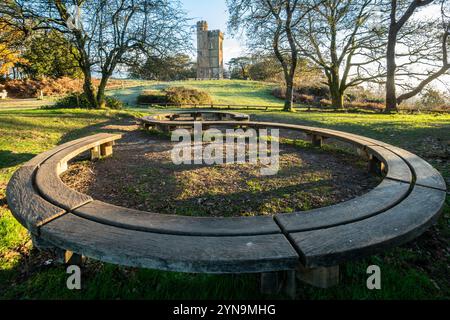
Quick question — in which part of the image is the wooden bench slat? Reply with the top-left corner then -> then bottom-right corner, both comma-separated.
44,133 -> 122,167
381,145 -> 447,191
73,200 -> 282,236
367,145 -> 413,183
142,120 -> 379,149
276,179 -> 411,233
35,134 -> 122,211
6,167 -> 66,234
288,185 -> 446,268
23,134 -> 113,169
303,130 -> 445,190
40,213 -> 299,273
35,163 -> 93,211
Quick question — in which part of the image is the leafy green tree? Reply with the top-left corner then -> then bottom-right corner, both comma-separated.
129,54 -> 196,81
420,87 -> 448,109
2,0 -> 189,109
227,57 -> 253,79
21,31 -> 82,79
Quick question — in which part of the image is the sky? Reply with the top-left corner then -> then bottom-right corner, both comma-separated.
181,0 -> 245,64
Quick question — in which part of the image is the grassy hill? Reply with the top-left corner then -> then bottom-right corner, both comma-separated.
108,79 -> 283,107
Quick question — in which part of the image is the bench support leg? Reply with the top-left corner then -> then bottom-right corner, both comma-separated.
260,271 -> 296,298
90,146 -> 101,160
58,161 -> 68,174
357,148 -> 370,160
65,251 -> 83,266
368,155 -> 384,176
310,135 -> 323,147
297,265 -> 340,288
100,142 -> 114,158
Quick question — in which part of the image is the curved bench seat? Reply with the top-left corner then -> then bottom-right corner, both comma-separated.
379,144 -> 446,191
6,134 -> 121,234
6,166 -> 66,234
287,185 -> 446,267
35,134 -> 122,211
365,145 -> 413,183
316,130 -> 446,190
275,179 -> 411,233
19,131 -> 300,273
40,213 -> 299,274
73,200 -> 282,236
6,117 -> 447,286
142,111 -> 250,128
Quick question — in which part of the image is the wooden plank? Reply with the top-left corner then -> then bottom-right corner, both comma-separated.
381,145 -> 447,191
297,265 -> 340,288
23,134 -> 111,169
317,132 -> 445,190
7,133 -> 121,230
43,133 -> 122,168
288,186 -> 446,267
73,200 -> 282,236
6,167 -> 66,234
40,213 -> 299,273
35,161 -> 92,211
35,134 -> 122,211
367,145 -> 413,183
141,120 -> 378,150
276,179 -> 411,233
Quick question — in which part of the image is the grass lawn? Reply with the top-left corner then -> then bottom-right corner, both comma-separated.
108,80 -> 282,107
0,80 -> 449,300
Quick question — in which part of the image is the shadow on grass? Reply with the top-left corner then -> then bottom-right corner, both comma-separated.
0,151 -> 35,169
0,232 -> 443,299
0,241 -> 272,299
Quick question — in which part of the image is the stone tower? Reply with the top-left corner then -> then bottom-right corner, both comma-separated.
196,21 -> 224,79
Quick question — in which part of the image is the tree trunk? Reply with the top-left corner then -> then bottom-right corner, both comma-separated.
82,69 -> 98,109
284,78 -> 295,112
329,71 -> 344,109
385,1 -> 399,113
97,77 -> 109,109
330,88 -> 344,109
385,29 -> 398,113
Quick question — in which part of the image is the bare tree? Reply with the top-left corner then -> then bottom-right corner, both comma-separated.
1,0 -> 189,108
385,0 -> 450,112
296,0 -> 383,109
228,0 -> 315,111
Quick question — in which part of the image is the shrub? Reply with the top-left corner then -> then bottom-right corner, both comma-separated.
136,90 -> 168,105
345,101 -> 384,112
52,93 -> 123,109
136,87 -> 212,106
419,88 -> 449,110
3,77 -> 83,98
272,85 -> 329,104
319,99 -> 332,107
1,77 -> 130,99
104,96 -> 123,109
295,84 -> 330,98
164,86 -> 212,105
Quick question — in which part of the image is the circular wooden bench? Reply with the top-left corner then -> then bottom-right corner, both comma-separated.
6,118 -> 446,295
141,111 -> 250,132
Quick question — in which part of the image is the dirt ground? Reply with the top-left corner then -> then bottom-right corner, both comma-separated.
62,124 -> 381,217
